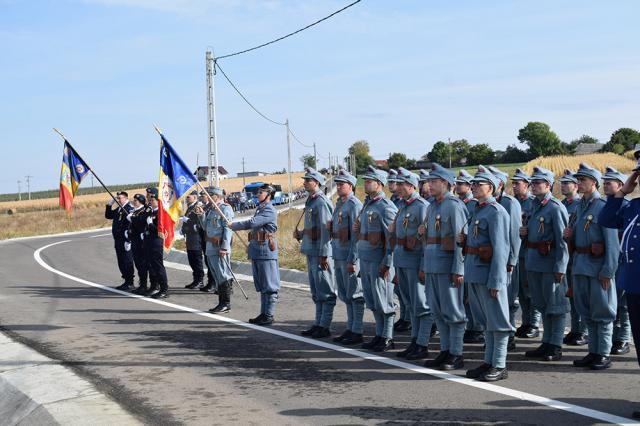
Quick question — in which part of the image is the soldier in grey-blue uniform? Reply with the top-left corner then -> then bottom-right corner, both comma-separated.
559,169 -> 588,346
231,183 -> 280,325
456,170 -> 483,344
565,164 -> 619,370
393,168 -> 432,360
422,163 -> 468,371
602,166 -> 632,355
295,167 -> 337,339
462,167 -> 512,382
488,166 -> 522,352
355,166 -> 398,352
511,168 -> 541,339
599,157 -> 640,420
522,167 -> 570,362
389,169 -> 411,333
329,169 -> 365,345
418,169 -> 434,203
202,187 -> 234,313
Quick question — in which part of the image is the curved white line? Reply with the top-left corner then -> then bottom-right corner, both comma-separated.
33,240 -> 638,426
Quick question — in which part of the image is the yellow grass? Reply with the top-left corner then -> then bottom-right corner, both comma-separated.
522,153 -> 636,177
0,172 -> 305,214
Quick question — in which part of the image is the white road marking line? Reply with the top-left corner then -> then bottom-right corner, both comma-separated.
0,227 -> 109,244
88,233 -> 111,238
33,240 -> 638,426
163,261 -> 310,292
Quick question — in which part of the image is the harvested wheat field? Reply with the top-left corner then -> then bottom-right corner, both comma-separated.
522,152 -> 636,177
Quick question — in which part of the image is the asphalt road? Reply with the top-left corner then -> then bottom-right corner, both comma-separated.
1,229 -> 639,425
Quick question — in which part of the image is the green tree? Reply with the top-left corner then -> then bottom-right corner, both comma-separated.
603,128 -> 640,153
500,144 -> 531,163
467,143 -> 495,166
387,152 -> 408,170
348,140 -> 375,174
300,154 -> 316,169
427,141 -> 450,165
517,122 -> 564,157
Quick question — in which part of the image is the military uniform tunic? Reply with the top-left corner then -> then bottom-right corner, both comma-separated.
496,193 -> 522,333
563,195 -> 588,336
516,193 -> 541,328
203,202 -> 234,285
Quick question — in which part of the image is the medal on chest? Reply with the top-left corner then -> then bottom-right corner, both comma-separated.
307,208 -> 313,220
473,219 -> 479,238
435,214 -> 441,231
402,213 -> 410,229
367,211 -> 375,224
584,214 -> 593,232
338,211 -> 343,225
538,216 -> 545,234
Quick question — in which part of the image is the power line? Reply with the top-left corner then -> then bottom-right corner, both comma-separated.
214,61 -> 286,126
216,0 -> 363,60
288,127 -> 314,148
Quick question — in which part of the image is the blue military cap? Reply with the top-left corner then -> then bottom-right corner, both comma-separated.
146,187 -> 159,198
471,165 -> 501,190
207,186 -> 224,196
426,162 -> 456,186
362,165 -> 388,186
397,167 -> 419,188
511,168 -> 531,183
530,166 -> 555,185
559,169 -> 578,184
603,165 -> 628,184
133,193 -> 146,204
455,169 -> 473,184
487,165 -> 509,186
574,163 -> 602,188
418,169 -> 430,183
334,167 -> 357,187
302,167 -> 326,185
387,168 -> 400,183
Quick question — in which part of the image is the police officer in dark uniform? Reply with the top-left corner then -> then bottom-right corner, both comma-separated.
127,193 -> 150,294
144,192 -> 169,298
600,152 -> 640,419
182,190 -> 205,289
106,191 -> 135,291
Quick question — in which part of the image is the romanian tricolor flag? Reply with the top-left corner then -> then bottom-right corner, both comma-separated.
158,133 -> 198,251
59,141 -> 90,213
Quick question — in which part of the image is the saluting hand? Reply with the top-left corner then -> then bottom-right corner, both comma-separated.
619,170 -> 640,197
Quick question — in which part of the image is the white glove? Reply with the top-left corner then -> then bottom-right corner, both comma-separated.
108,199 -> 115,206
140,234 -> 144,241
126,213 -> 133,222
193,224 -> 198,232
180,216 -> 189,223
124,242 -> 131,251
124,230 -> 128,239
146,216 -> 153,225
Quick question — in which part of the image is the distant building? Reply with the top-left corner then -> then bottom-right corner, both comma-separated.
237,171 -> 267,178
374,159 -> 388,168
195,166 -> 229,181
574,143 -> 604,155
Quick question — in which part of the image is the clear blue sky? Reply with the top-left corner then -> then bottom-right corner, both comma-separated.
1,0 -> 639,193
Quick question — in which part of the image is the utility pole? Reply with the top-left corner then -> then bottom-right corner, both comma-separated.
313,142 -> 317,170
286,119 -> 292,208
17,180 -> 21,201
448,137 -> 452,168
25,175 -> 32,200
241,157 -> 246,187
206,49 -> 219,187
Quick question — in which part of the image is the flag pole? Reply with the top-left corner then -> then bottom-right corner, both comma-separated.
53,128 -> 125,212
153,125 -> 249,250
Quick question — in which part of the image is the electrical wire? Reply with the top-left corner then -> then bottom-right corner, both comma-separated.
216,0 -> 362,60
214,61 -> 286,126
288,127 -> 314,148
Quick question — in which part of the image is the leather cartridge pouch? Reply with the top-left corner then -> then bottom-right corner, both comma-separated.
590,242 -> 605,258
303,227 -> 320,241
440,236 -> 455,252
367,231 -> 384,246
538,240 -> 552,256
208,236 -> 221,246
478,245 -> 493,263
338,228 -> 349,244
403,236 -> 418,251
